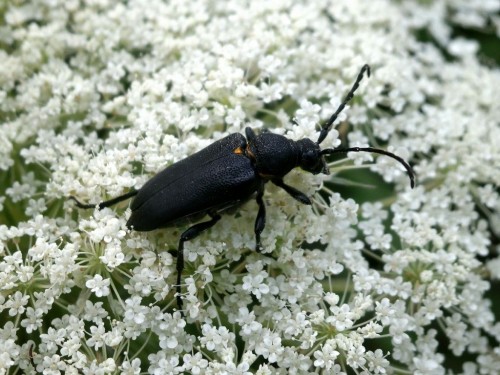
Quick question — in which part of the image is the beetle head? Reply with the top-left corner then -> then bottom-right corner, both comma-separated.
296,138 -> 328,175
242,65 -> 414,186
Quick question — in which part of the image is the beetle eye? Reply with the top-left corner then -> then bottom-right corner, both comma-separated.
296,138 -> 325,174
300,149 -> 323,173
303,150 -> 317,165
304,150 -> 316,161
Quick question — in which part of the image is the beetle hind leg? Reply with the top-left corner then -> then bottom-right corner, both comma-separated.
175,212 -> 221,311
69,190 -> 138,210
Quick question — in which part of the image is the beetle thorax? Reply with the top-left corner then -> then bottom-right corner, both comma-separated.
246,133 -> 300,178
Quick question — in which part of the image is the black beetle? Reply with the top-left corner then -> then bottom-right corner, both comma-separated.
70,64 -> 415,310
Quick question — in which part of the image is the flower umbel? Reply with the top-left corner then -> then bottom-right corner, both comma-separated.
1,0 -> 499,374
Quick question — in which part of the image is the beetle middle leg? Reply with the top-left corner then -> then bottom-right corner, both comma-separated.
254,179 -> 311,253
254,182 -> 266,252
175,212 -> 221,310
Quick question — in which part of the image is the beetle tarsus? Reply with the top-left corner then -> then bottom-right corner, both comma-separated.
68,195 -> 96,209
28,343 -> 35,368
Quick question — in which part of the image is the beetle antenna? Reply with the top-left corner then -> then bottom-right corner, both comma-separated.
69,190 -> 138,209
320,147 -> 415,188
317,64 -> 371,145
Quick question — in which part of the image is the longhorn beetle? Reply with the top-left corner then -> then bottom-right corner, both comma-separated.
70,64 -> 415,310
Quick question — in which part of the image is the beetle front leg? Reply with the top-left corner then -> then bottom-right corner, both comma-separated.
254,182 -> 266,252
175,212 -> 221,311
271,178 -> 312,205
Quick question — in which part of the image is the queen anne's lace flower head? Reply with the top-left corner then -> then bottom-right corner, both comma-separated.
1,0 -> 499,374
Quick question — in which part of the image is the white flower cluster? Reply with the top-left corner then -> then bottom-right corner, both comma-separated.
1,0 -> 499,374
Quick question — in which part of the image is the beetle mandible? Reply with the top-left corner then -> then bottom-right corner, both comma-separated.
70,64 -> 415,310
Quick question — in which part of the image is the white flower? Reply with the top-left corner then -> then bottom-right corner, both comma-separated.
313,340 -> 339,370
346,344 -> 367,369
119,358 -> 141,375
86,323 -> 106,351
6,291 -> 29,316
327,303 -> 355,331
200,324 -> 235,352
254,330 -> 284,364
294,99 -> 322,131
241,269 -> 269,299
20,307 -> 44,334
182,352 -> 208,375
85,274 -> 111,297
